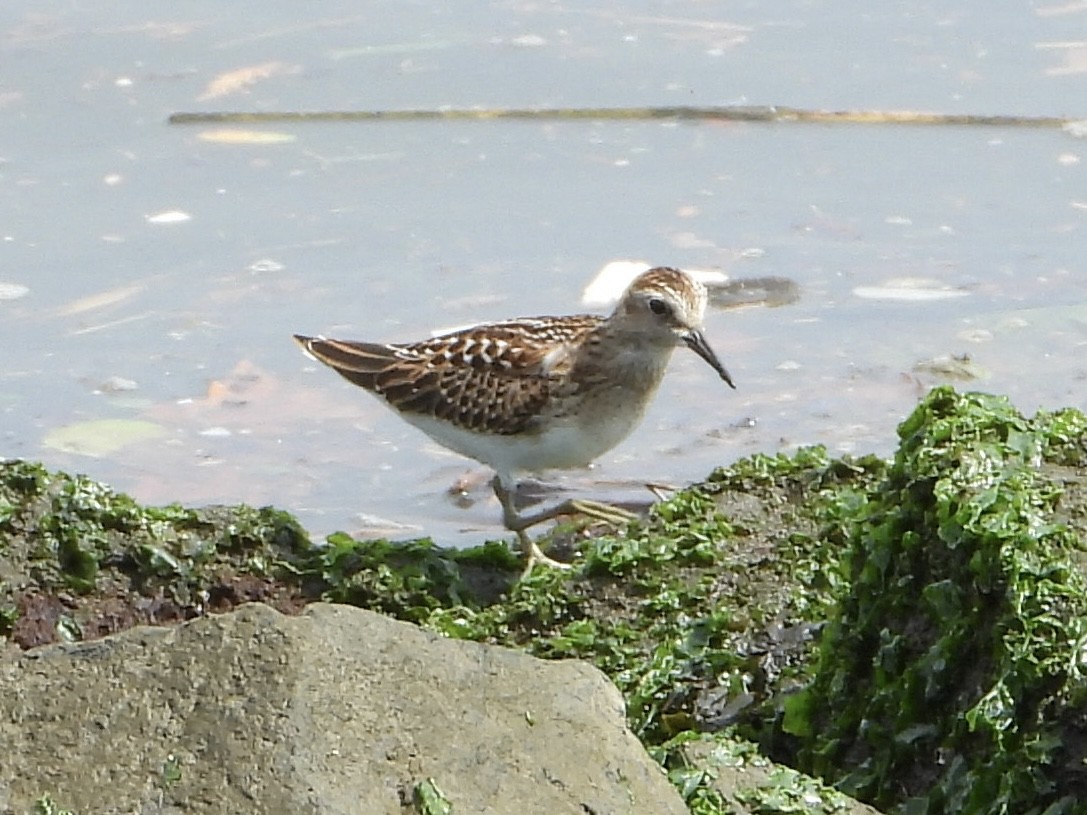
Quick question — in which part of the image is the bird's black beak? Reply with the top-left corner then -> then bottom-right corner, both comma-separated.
683,329 -> 735,389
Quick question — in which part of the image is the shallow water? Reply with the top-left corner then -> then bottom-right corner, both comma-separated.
2,2 -> 1085,543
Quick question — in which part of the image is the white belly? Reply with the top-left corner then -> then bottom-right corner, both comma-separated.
399,395 -> 649,482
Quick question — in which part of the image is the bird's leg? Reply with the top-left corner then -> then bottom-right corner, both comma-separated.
492,478 -> 572,574
492,478 -> 639,575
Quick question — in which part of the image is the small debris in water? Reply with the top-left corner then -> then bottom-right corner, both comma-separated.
509,34 -> 546,47
913,353 -> 988,381
196,61 -> 297,101
353,513 -> 424,538
853,278 -> 969,302
43,418 -> 168,457
0,282 -> 29,301
248,258 -> 284,274
957,328 -> 993,343
98,376 -> 138,393
1062,120 -> 1087,138
197,129 -> 296,145
146,210 -> 192,225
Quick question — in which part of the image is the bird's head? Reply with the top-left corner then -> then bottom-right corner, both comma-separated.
613,266 -> 735,388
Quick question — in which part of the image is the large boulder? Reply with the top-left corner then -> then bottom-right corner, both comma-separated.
0,602 -> 686,814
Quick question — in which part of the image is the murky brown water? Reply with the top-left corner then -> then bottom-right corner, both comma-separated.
2,3 -> 1085,543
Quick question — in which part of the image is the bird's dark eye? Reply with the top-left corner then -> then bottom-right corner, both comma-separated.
648,297 -> 670,316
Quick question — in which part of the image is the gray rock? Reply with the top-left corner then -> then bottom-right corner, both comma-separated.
0,602 -> 686,815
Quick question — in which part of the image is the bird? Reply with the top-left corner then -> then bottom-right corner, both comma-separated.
294,266 -> 735,573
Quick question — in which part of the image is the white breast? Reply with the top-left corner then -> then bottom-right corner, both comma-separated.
395,387 -> 651,483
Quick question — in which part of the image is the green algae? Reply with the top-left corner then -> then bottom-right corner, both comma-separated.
792,389 -> 1087,814
0,460 -> 310,594
655,732 -> 872,815
33,795 -> 74,815
0,459 -> 312,644
412,778 -> 454,815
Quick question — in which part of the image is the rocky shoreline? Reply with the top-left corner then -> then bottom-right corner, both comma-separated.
3,387 -> 1085,814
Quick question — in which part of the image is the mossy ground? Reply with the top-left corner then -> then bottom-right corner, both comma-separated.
4,387 -> 1087,815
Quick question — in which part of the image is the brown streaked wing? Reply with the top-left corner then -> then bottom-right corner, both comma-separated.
294,316 -> 603,435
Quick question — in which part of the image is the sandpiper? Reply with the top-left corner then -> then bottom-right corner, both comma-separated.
294,266 -> 734,572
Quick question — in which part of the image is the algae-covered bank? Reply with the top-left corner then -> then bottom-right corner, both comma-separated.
3,387 -> 1087,815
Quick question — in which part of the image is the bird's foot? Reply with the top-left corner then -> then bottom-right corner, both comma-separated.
564,498 -> 639,528
517,531 -> 573,578
503,496 -> 637,533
